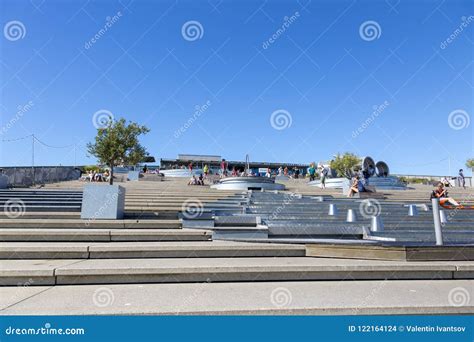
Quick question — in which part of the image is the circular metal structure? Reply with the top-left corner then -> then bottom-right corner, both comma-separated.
159,168 -> 203,178
362,156 -> 376,177
375,161 -> 390,177
211,176 -> 286,191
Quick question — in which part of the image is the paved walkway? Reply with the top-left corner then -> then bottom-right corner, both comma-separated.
1,279 -> 472,315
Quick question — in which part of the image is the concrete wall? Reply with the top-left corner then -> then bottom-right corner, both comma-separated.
1,166 -> 81,187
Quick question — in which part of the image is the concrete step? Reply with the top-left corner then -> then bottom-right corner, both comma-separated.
0,241 -> 305,260
0,219 -> 181,229
0,229 -> 211,242
0,212 -> 80,219
196,226 -> 269,240
1,279 -> 472,315
0,205 -> 82,212
2,256 -> 471,286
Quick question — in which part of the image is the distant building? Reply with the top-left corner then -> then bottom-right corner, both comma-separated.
159,154 -> 309,175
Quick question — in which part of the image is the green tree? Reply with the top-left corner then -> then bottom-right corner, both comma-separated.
87,118 -> 150,185
330,152 -> 361,179
466,158 -> 474,172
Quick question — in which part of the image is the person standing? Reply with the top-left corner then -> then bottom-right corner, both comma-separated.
308,164 -> 316,181
220,159 -> 228,177
294,168 -> 300,179
203,164 -> 209,177
320,166 -> 328,189
265,167 -> 272,178
459,169 -> 466,189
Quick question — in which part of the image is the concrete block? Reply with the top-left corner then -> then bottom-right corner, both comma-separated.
81,184 -> 125,220
128,171 -> 140,181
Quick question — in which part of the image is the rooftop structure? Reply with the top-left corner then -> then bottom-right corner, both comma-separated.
160,154 -> 309,172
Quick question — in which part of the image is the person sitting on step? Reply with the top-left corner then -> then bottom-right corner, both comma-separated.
348,175 -> 365,197
430,182 -> 460,206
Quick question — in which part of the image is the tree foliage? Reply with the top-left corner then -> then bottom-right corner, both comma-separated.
330,152 -> 361,179
87,118 -> 150,184
466,158 -> 474,170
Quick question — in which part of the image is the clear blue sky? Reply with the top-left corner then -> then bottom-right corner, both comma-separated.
1,0 -> 473,176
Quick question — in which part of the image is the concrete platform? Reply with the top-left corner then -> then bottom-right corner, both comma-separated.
1,279 -> 472,315
0,229 -> 211,242
0,241 -> 305,260
306,243 -> 474,261
2,257 -> 472,286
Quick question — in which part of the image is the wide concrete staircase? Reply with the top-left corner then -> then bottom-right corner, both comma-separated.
0,179 -> 473,315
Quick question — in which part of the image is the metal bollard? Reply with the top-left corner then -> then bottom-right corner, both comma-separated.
439,210 -> 447,224
431,198 -> 444,246
346,209 -> 357,223
328,204 -> 338,216
370,216 -> 384,232
408,204 -> 418,216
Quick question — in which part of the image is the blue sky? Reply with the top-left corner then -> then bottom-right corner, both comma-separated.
0,0 -> 473,176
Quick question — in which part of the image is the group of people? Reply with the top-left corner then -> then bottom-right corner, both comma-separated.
441,169 -> 466,189
188,174 -> 205,186
307,163 -> 329,188
83,170 -> 110,182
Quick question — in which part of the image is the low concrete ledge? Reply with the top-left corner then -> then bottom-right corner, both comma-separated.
0,229 -> 210,242
2,256 -> 472,286
0,219 -> 181,229
0,229 -> 110,242
110,229 -> 211,242
0,260 -> 83,286
306,244 -> 474,261
0,243 -> 89,259
0,241 -> 304,260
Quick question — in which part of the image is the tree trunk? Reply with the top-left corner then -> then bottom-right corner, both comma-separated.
109,163 -> 114,185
